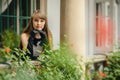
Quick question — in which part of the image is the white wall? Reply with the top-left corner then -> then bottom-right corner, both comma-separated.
86,0 -> 95,55
47,0 -> 60,49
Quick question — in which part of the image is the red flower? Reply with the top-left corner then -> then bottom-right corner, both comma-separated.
4,47 -> 11,53
70,43 -> 74,47
99,72 -> 106,77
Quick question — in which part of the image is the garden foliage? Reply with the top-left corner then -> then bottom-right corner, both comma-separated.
0,31 -> 83,80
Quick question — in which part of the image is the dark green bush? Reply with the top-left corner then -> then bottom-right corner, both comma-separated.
0,30 -> 20,49
0,43 -> 83,80
103,50 -> 120,80
37,43 -> 83,80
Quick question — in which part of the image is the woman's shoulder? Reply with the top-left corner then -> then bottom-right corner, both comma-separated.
21,33 -> 30,39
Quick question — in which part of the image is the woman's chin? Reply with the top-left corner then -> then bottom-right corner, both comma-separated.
36,28 -> 42,31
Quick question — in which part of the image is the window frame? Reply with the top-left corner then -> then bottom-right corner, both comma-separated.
0,0 -> 41,34
87,0 -> 118,55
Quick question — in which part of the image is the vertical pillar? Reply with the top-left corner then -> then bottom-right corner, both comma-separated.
40,0 -> 47,15
17,0 -> 20,34
61,0 -> 86,59
61,0 -> 87,79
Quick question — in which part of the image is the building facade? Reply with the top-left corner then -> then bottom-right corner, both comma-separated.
0,0 -> 120,79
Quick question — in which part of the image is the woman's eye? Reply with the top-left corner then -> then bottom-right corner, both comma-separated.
34,19 -> 38,22
41,20 -> 45,22
33,19 -> 45,22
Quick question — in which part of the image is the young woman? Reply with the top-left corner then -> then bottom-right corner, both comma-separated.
20,10 -> 53,60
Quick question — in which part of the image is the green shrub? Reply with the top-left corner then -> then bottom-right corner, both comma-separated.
0,30 -> 20,49
103,49 -> 120,80
37,43 -> 83,80
0,43 -> 83,80
0,48 -> 38,80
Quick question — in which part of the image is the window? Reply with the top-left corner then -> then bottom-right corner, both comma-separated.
0,0 -> 40,34
116,0 -> 120,41
95,0 -> 115,53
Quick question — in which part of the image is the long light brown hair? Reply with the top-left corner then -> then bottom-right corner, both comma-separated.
23,10 -> 53,49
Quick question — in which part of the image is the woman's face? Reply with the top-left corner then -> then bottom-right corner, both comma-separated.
32,18 -> 45,30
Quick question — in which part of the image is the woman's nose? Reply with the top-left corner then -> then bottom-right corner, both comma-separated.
38,21 -> 41,25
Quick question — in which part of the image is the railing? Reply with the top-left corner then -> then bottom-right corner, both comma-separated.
0,0 -> 37,34
86,54 -> 107,80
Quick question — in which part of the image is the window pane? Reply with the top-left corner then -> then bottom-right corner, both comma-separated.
95,1 -> 114,53
0,0 -> 41,33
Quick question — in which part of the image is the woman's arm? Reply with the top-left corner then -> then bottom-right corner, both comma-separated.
21,33 -> 29,50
